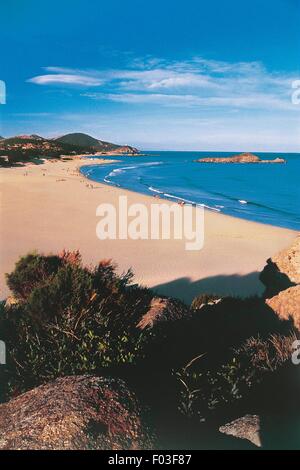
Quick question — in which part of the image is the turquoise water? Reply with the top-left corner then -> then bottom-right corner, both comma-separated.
80,151 -> 300,230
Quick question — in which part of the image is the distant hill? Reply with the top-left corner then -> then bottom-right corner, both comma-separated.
0,135 -> 79,163
29,134 -> 44,141
11,134 -> 44,141
0,132 -> 138,164
55,132 -> 106,148
54,133 -> 138,154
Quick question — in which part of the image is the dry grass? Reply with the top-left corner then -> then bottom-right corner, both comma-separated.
234,331 -> 298,372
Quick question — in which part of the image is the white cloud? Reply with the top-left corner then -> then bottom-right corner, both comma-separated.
28,74 -> 103,86
27,56 -> 299,113
82,91 -> 295,111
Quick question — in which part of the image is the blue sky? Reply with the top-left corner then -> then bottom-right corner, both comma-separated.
1,0 -> 299,151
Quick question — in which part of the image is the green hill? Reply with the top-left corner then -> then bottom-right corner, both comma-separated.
55,132 -> 137,153
0,132 -> 139,164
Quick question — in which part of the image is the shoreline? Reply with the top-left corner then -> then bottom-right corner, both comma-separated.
80,159 -> 298,232
0,156 -> 298,303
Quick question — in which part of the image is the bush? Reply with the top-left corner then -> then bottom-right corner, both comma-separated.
6,252 -> 64,302
1,251 -> 154,400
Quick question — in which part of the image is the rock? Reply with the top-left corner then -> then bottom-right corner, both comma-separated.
266,285 -> 300,330
261,236 -> 300,329
260,157 -> 285,164
137,296 -> 190,330
117,146 -> 139,155
196,152 -> 285,164
260,236 -> 300,297
0,375 -> 152,450
219,414 -> 261,447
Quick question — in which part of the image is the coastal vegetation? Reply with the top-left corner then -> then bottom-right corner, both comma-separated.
1,251 -> 153,398
0,243 -> 299,448
0,133 -> 138,166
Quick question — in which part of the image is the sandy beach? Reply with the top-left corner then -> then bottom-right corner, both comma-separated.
0,157 -> 297,303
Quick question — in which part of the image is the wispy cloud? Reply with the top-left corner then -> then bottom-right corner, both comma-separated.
28,74 -> 103,86
82,91 -> 295,111
27,56 -> 298,111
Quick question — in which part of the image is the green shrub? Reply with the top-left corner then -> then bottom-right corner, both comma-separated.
6,252 -> 63,302
1,251 -> 154,400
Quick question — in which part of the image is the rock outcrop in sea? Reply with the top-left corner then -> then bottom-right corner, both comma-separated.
196,152 -> 285,164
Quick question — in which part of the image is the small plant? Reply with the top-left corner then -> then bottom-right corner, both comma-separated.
233,332 -> 297,372
175,354 -> 206,420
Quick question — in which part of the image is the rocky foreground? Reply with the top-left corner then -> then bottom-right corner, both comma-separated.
220,235 -> 300,448
0,376 -> 152,450
196,152 -> 285,164
0,235 -> 299,450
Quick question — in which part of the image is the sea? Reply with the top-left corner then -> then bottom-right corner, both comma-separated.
80,151 -> 300,231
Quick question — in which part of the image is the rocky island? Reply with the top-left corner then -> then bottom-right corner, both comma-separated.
196,152 -> 285,164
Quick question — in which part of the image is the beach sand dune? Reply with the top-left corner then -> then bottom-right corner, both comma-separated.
0,158 -> 297,303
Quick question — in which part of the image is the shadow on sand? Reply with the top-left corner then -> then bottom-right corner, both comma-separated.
153,271 -> 264,304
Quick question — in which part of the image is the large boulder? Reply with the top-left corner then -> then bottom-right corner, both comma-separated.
260,235 -> 300,330
260,236 -> 300,297
0,375 -> 152,450
266,285 -> 300,331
